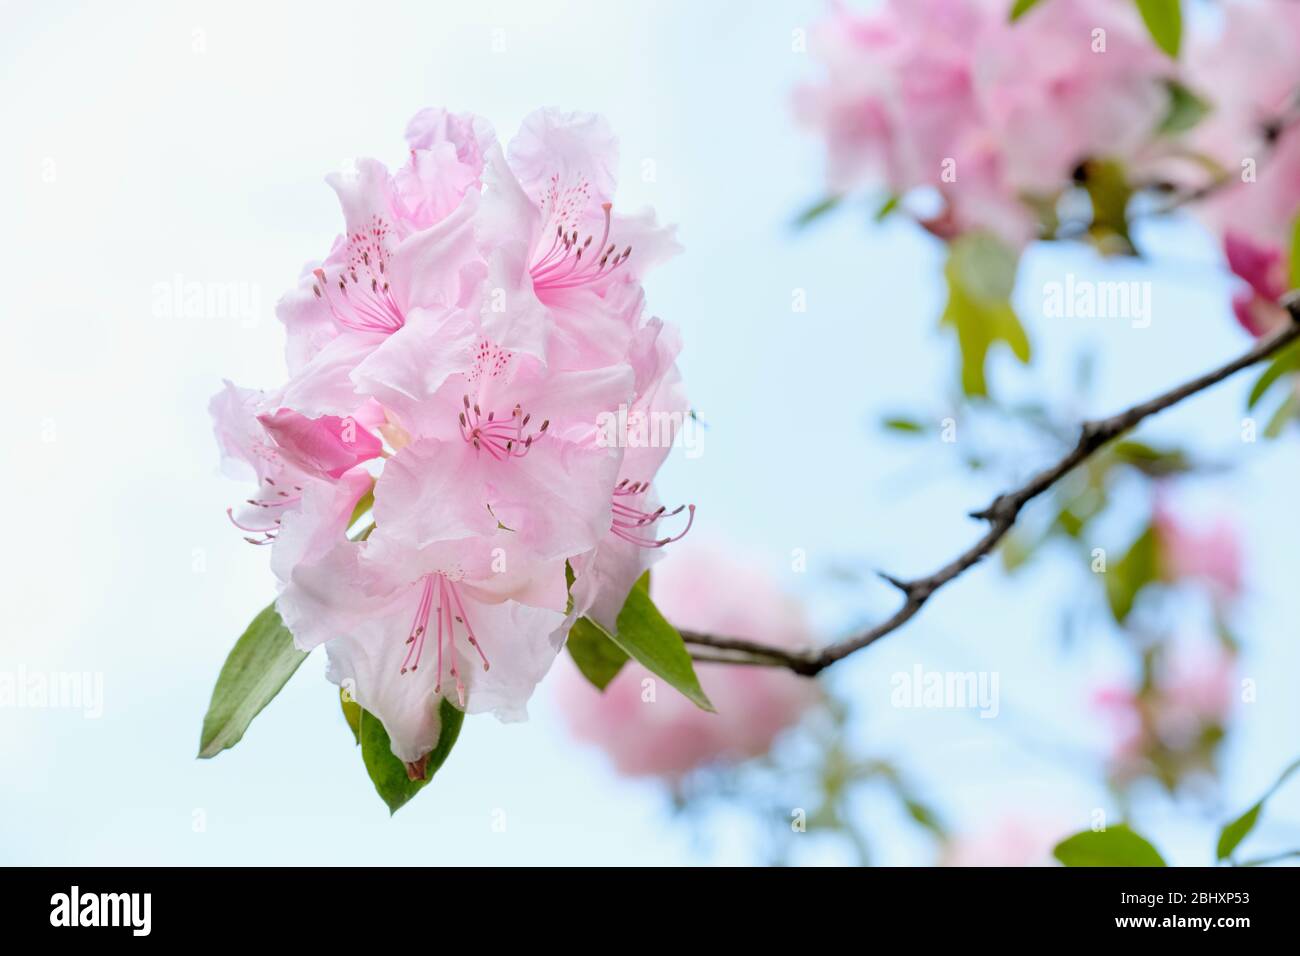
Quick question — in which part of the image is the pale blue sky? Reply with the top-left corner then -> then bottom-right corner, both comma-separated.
3,0 -> 1298,865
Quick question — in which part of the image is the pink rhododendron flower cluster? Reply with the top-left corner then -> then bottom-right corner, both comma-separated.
795,0 -> 1173,247
556,544 -> 818,778
211,107 -> 692,772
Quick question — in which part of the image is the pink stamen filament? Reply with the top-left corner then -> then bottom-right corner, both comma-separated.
529,202 -> 632,293
312,260 -> 405,334
458,395 -> 548,460
400,574 -> 490,710
227,477 -> 302,545
609,479 -> 695,549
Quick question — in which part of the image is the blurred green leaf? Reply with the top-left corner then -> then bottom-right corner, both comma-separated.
1156,80 -> 1209,135
881,415 -> 928,434
1134,0 -> 1182,58
1217,757 -> 1300,861
1247,339 -> 1300,409
1110,440 -> 1194,477
1081,159 -> 1135,255
903,798 -> 946,838
1009,0 -> 1046,21
359,698 -> 464,815
941,233 -> 1031,397
1265,391 -> 1299,439
1000,530 -> 1038,572
793,195 -> 842,229
874,194 -> 900,222
198,603 -> 308,759
1054,825 -> 1167,866
1104,525 -> 1159,624
1289,214 -> 1300,288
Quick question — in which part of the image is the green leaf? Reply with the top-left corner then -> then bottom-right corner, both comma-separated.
940,233 -> 1031,397
1134,0 -> 1181,58
793,195 -> 842,229
1080,159 -> 1135,255
347,485 -> 374,531
881,415 -> 927,434
873,194 -> 900,222
1290,213 -> 1300,290
567,616 -> 631,690
595,574 -> 714,711
613,576 -> 713,711
1054,825 -> 1168,867
1156,80 -> 1209,135
359,698 -> 464,814
903,798 -> 946,837
1217,757 -> 1300,861
1104,525 -> 1159,624
1264,391 -> 1300,439
341,687 -> 361,745
1110,440 -> 1194,477
1248,339 -> 1300,409
1009,0 -> 1045,21
198,603 -> 308,759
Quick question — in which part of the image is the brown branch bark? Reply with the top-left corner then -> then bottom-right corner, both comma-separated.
684,298 -> 1300,676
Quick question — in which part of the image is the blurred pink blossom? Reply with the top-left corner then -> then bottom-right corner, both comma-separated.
795,0 -> 1171,246
1153,499 -> 1244,605
1093,642 -> 1238,782
556,544 -> 819,778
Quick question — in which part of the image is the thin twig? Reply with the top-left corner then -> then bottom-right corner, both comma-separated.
684,299 -> 1300,676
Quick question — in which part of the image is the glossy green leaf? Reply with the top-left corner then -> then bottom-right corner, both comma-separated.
567,616 -> 631,690
601,574 -> 714,711
198,603 -> 308,759
1054,825 -> 1167,867
1217,757 -> 1300,861
1135,0 -> 1182,58
359,699 -> 464,815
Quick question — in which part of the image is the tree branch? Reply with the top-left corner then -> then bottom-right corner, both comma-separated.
685,297 -> 1300,676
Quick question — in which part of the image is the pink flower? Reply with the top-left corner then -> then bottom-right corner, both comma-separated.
1093,642 -> 1237,781
970,0 -> 1171,194
1190,1 -> 1300,243
218,107 -> 692,767
1153,499 -> 1244,605
210,381 -> 378,581
556,544 -> 818,778
279,534 -> 568,765
1189,3 -> 1300,331
795,0 -> 1171,246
